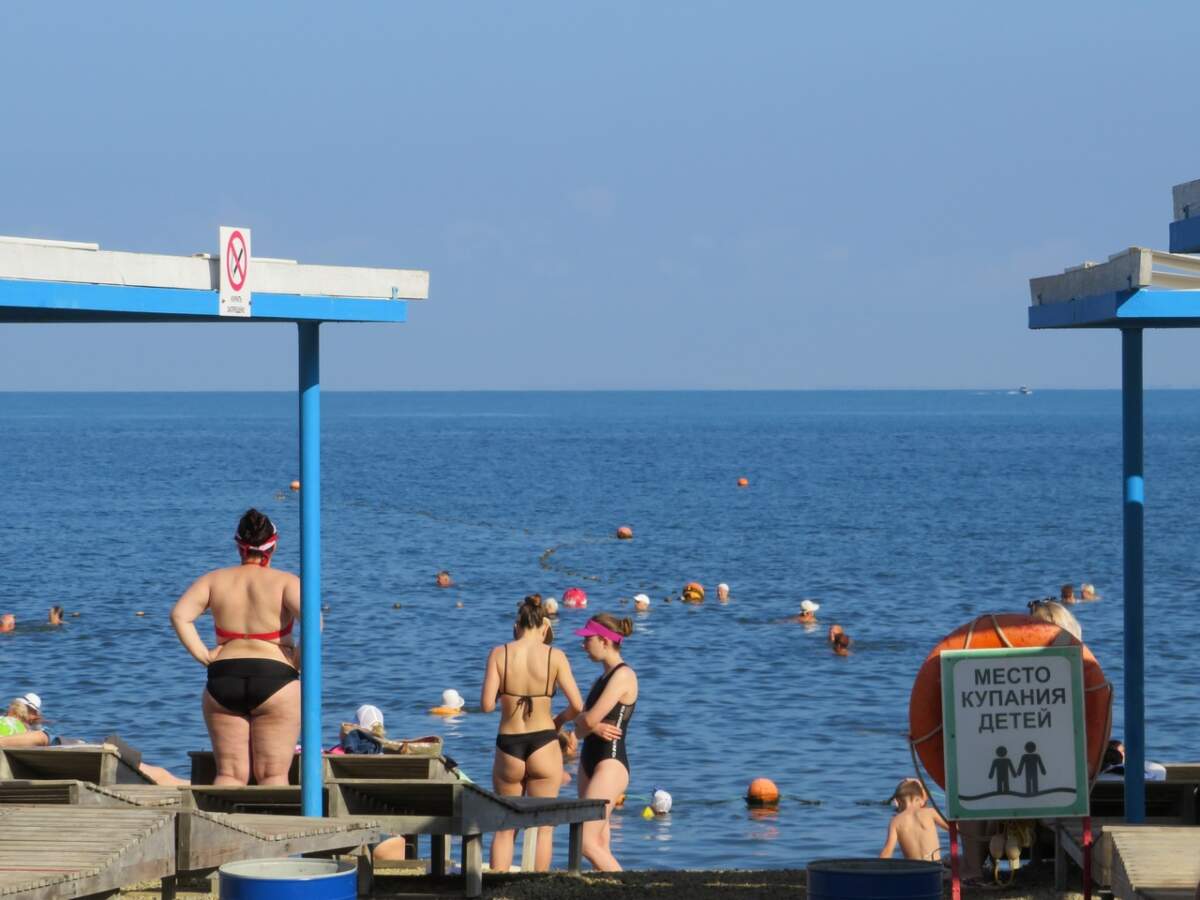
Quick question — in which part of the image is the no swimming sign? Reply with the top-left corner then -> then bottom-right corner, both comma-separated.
940,645 -> 1089,820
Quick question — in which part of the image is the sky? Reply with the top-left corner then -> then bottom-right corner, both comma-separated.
2,2 -> 1200,390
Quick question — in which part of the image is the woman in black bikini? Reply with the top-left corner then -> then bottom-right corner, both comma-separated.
480,594 -> 583,872
573,613 -> 637,872
171,509 -> 301,786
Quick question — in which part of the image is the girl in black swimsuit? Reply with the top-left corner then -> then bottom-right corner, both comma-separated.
573,613 -> 638,872
480,594 -> 583,872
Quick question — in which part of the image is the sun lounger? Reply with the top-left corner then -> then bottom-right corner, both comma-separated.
0,778 -> 183,809
327,778 -> 607,897
0,804 -> 174,900
1044,779 -> 1200,890
187,746 -> 453,784
1108,824 -> 1200,899
0,745 -> 154,786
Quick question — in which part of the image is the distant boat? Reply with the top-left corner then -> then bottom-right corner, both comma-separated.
1018,386 -> 1033,395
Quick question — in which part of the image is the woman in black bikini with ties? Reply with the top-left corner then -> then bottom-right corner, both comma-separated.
171,509 -> 301,786
481,595 -> 583,872
573,613 -> 637,872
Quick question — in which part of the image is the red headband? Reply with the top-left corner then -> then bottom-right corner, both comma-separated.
235,527 -> 278,555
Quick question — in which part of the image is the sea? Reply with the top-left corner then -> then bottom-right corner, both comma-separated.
0,390 -> 1197,870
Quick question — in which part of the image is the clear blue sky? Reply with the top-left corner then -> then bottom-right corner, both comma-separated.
2,2 -> 1199,390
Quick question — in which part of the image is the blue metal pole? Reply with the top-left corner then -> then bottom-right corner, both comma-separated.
1121,327 -> 1145,823
299,322 -> 323,817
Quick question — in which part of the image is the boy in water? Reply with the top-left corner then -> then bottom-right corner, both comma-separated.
879,778 -> 949,861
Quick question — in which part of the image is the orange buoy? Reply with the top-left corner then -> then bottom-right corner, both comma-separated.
746,777 -> 780,807
909,613 -> 1112,789
737,477 -> 749,488
289,480 -> 301,492
616,525 -> 634,540
682,582 -> 705,603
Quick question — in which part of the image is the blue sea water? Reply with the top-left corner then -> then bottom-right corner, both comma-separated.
0,390 -> 1197,870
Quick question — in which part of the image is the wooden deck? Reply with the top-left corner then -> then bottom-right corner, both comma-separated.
1109,825 -> 1200,899
0,805 -> 174,899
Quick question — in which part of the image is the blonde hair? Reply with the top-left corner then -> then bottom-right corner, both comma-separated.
9,699 -> 40,726
1030,599 -> 1082,641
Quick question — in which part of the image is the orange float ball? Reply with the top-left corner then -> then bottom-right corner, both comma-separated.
737,477 -> 749,488
746,777 -> 780,807
616,525 -> 634,540
289,480 -> 301,492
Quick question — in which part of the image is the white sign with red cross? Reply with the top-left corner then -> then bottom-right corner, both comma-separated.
219,226 -> 252,317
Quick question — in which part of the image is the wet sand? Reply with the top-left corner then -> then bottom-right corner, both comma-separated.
121,862 -> 1085,898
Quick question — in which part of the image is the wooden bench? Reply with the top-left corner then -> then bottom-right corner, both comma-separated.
328,778 -> 607,897
0,746 -> 153,786
1109,825 -> 1200,899
0,805 -> 174,899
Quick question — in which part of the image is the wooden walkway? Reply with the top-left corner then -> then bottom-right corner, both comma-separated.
1109,825 -> 1200,900
0,805 -> 174,899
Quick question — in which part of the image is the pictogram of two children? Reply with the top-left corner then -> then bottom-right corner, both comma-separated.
988,742 -> 1046,794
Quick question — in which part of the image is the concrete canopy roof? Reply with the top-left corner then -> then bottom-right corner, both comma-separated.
0,235 -> 429,324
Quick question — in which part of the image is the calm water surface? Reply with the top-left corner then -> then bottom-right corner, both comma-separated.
0,390 -> 1197,869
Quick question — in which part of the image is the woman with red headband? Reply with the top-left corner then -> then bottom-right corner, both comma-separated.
171,509 -> 301,785
573,612 -> 638,871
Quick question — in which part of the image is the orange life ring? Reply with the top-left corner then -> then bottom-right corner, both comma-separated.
429,706 -> 464,716
909,613 -> 1112,789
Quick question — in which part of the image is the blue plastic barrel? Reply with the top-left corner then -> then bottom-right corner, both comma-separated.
807,858 -> 943,900
219,858 -> 356,900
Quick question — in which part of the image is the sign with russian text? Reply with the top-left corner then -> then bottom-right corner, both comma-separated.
941,646 -> 1088,820
219,226 -> 252,317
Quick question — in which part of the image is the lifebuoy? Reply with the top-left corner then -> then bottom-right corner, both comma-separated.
908,613 -> 1112,788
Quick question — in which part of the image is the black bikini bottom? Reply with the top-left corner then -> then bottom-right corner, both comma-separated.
495,729 -> 558,762
206,658 -> 298,717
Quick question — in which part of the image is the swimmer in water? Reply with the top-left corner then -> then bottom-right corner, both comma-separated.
793,599 -> 820,623
827,623 -> 844,644
716,583 -> 730,603
1060,583 -> 1076,605
48,606 -> 64,626
633,594 -> 650,612
436,570 -> 454,588
0,615 -> 13,633
1080,582 -> 1099,601
832,633 -> 851,656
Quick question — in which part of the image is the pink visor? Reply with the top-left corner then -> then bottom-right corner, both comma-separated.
574,620 -> 623,643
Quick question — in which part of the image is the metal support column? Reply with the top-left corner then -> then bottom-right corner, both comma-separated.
299,321 -> 323,817
1121,327 -> 1145,822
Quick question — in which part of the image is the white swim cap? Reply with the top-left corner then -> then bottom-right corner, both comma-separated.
442,689 -> 465,710
355,704 -> 384,730
634,593 -> 650,608
801,599 -> 820,614
651,788 -> 672,814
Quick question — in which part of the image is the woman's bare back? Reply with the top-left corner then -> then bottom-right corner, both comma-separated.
497,641 -> 557,733
207,565 -> 300,664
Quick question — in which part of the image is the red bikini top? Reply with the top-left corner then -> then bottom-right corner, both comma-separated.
215,620 -> 294,644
